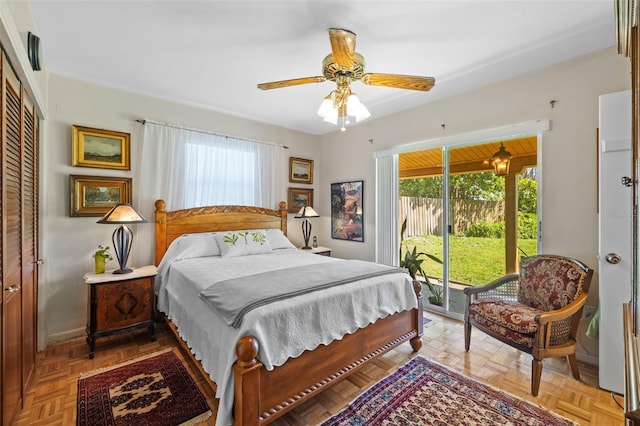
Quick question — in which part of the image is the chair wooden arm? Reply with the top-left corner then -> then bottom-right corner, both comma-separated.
463,273 -> 519,296
535,293 -> 588,325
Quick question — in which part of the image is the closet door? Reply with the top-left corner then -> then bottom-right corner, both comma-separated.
2,52 -> 23,425
22,93 -> 38,390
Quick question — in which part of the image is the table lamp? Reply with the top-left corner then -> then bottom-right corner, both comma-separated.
295,205 -> 319,249
97,203 -> 148,274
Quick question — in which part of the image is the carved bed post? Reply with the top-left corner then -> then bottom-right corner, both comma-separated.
279,201 -> 288,235
234,336 -> 263,426
410,280 -> 424,352
155,199 -> 167,266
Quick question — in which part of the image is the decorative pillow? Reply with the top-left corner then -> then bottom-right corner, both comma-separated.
266,228 -> 296,250
214,230 -> 273,258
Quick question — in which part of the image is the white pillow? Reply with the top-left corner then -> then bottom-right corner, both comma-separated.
214,230 -> 273,258
177,232 -> 221,259
266,228 -> 296,250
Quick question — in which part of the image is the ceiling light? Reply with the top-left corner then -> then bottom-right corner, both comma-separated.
490,143 -> 512,176
317,76 -> 370,131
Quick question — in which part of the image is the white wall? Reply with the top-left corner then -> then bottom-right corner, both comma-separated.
41,74 -> 320,344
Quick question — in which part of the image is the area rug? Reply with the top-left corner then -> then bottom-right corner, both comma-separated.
321,355 -> 577,426
76,348 -> 211,426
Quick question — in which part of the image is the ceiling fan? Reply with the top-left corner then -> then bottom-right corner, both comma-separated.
257,28 -> 436,131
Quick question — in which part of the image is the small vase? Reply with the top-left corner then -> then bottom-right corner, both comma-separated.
94,255 -> 106,274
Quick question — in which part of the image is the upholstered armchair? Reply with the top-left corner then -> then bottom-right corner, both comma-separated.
463,254 -> 593,396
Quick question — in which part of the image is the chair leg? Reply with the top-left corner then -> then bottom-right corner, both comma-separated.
531,358 -> 543,396
464,320 -> 471,351
567,354 -> 580,379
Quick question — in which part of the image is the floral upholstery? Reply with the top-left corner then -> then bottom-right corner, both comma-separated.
464,254 -> 593,396
468,299 -> 572,347
517,256 -> 589,311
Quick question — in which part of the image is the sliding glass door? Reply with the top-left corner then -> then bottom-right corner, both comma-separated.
398,137 -> 538,318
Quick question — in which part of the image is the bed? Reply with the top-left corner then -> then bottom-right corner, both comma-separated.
153,199 -> 423,426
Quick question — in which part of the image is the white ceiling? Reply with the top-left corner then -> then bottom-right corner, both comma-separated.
29,0 -> 616,135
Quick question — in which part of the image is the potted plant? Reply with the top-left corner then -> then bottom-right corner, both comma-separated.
93,245 -> 113,274
399,218 -> 443,306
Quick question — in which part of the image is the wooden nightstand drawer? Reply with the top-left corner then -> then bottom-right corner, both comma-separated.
94,278 -> 153,330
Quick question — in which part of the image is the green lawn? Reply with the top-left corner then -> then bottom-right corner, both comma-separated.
402,235 -> 537,285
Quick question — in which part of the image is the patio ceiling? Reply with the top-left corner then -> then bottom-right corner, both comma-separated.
399,136 -> 538,179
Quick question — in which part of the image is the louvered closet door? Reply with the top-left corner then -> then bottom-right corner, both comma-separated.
2,52 -> 23,425
22,92 -> 38,391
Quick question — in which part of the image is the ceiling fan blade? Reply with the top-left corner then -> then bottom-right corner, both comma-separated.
361,73 -> 435,91
328,28 -> 356,69
257,76 -> 326,90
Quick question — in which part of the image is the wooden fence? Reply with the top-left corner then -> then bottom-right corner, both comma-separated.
399,196 -> 504,237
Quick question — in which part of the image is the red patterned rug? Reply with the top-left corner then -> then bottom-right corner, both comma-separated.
321,355 -> 577,425
76,348 -> 211,426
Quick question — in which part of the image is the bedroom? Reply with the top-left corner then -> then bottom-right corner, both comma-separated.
0,0 -> 634,425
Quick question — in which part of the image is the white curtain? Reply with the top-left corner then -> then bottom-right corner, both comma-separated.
136,121 -> 285,211
375,154 -> 399,266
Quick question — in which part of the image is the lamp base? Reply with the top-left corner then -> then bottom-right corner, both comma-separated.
301,246 -> 312,250
112,268 -> 133,274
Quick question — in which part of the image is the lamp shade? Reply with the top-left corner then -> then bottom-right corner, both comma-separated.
97,204 -> 148,224
97,204 -> 147,274
295,206 -> 319,218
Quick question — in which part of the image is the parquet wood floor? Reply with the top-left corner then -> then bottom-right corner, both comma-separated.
14,313 -> 624,425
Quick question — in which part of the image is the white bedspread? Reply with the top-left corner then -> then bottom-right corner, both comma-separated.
156,248 -> 417,426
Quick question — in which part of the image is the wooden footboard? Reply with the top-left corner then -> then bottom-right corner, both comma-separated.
233,280 -> 423,426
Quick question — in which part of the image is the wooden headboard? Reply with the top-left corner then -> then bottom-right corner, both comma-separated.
154,199 -> 288,265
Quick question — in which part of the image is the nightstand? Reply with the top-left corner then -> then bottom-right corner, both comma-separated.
309,246 -> 331,256
84,265 -> 157,359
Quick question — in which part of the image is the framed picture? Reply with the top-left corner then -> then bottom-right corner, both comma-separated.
289,157 -> 313,184
288,187 -> 314,213
331,180 -> 364,242
70,175 -> 132,217
72,125 -> 131,170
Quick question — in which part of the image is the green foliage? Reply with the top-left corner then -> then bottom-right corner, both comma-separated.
93,245 -> 113,262
518,213 -> 538,239
518,175 -> 537,213
464,220 -> 505,238
223,234 -> 239,245
400,218 -> 443,304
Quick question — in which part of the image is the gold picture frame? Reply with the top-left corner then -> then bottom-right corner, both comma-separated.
70,175 -> 132,217
289,157 -> 313,184
72,125 -> 131,170
288,187 -> 314,213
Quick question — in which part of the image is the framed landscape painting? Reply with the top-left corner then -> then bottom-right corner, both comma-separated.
331,180 -> 364,242
288,187 -> 314,213
289,157 -> 313,184
70,175 -> 132,217
72,125 -> 131,170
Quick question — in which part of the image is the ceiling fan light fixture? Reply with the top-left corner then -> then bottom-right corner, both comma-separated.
346,93 -> 370,122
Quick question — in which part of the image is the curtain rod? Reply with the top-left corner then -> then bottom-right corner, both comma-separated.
135,118 -> 288,149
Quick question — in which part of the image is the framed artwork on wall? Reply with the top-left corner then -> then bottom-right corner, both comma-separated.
70,175 -> 132,217
72,125 -> 131,170
289,157 -> 313,184
288,187 -> 314,213
331,180 -> 364,242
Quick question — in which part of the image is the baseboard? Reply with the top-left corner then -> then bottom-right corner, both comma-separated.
48,327 -> 85,345
576,350 -> 599,365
